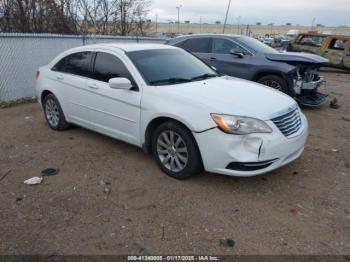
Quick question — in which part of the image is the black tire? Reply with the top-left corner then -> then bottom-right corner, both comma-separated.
257,75 -> 292,96
43,94 -> 70,131
151,121 -> 202,180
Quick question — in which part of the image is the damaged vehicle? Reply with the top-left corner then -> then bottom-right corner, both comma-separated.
289,33 -> 350,71
166,34 -> 329,106
36,44 -> 308,179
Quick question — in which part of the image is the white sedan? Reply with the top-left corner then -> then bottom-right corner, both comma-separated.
36,43 -> 308,179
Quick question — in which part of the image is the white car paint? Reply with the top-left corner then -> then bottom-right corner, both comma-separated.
36,43 -> 308,177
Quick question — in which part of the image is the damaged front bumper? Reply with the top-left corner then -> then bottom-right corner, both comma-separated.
193,113 -> 308,177
293,75 -> 328,107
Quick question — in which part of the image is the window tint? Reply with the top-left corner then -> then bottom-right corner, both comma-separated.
328,39 -> 347,50
52,52 -> 92,77
93,52 -> 132,83
212,38 -> 244,54
182,38 -> 211,53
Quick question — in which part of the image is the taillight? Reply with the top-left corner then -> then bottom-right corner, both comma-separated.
36,70 -> 40,80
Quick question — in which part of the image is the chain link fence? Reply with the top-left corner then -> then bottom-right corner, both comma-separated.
0,33 -> 166,102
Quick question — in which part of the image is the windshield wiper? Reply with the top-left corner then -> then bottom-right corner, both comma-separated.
149,78 -> 192,85
191,73 -> 219,81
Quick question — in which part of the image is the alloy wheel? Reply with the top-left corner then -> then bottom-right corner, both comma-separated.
156,130 -> 188,172
261,80 -> 282,91
45,98 -> 60,127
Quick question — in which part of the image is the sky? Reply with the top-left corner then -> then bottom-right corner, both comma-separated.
148,0 -> 350,26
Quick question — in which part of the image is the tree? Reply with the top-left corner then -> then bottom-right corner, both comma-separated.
0,0 -> 152,35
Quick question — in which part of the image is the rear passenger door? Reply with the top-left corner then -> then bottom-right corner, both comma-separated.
51,51 -> 93,122
83,51 -> 142,145
179,38 -> 213,66
210,38 -> 252,79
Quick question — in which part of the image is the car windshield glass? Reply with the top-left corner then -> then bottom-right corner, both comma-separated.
127,49 -> 219,86
237,36 -> 279,54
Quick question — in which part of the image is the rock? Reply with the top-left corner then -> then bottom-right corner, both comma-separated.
330,98 -> 340,109
220,239 -> 236,247
104,188 -> 111,195
41,168 -> 60,177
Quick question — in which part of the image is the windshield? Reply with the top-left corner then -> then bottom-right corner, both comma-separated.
237,36 -> 279,54
127,49 -> 219,86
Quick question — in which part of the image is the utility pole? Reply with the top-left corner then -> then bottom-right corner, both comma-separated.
176,5 -> 182,34
199,16 -> 202,33
311,17 -> 316,30
237,16 -> 241,34
270,22 -> 274,35
223,0 -> 232,33
155,14 -> 158,34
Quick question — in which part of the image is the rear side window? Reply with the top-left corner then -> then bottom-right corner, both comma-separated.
328,39 -> 347,50
182,38 -> 211,53
92,52 -> 133,83
211,38 -> 245,54
52,52 -> 92,77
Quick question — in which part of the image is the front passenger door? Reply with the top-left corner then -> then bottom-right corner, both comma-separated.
84,52 -> 142,145
210,38 -> 252,79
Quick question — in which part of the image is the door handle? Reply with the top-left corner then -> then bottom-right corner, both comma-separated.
210,57 -> 217,60
56,76 -> 64,80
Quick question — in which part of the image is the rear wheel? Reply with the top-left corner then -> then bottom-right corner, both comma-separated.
257,75 -> 290,95
43,94 -> 70,131
151,121 -> 202,179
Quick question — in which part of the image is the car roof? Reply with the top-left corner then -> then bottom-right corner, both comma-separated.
68,43 -> 176,53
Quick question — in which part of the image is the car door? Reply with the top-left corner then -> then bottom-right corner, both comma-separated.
180,38 -> 213,66
83,51 -> 142,146
209,38 -> 252,79
51,51 -> 93,123
323,38 -> 348,67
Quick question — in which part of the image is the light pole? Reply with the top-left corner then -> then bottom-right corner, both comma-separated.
270,23 -> 274,36
237,16 -> 241,34
155,14 -> 158,34
223,0 -> 232,33
199,16 -> 202,33
311,17 -> 316,30
176,5 -> 182,34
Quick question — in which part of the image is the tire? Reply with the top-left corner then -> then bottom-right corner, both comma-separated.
257,75 -> 292,96
151,121 -> 202,179
43,94 -> 70,131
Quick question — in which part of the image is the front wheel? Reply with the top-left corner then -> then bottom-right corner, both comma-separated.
257,75 -> 291,95
151,121 -> 202,179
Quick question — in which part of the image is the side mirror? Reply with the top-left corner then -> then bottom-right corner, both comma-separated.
109,78 -> 132,90
230,49 -> 245,58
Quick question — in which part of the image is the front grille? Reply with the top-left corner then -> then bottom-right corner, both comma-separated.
271,108 -> 302,138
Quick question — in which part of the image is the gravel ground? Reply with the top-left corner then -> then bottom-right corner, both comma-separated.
0,71 -> 349,255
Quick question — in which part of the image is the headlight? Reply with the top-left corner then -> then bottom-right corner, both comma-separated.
211,114 -> 273,135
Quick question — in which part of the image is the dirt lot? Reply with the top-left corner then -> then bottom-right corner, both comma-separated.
0,71 -> 350,255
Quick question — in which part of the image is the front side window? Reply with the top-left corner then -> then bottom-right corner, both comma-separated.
296,35 -> 326,47
93,52 -> 133,83
236,36 -> 278,54
127,49 -> 218,86
52,52 -> 92,77
212,38 -> 245,54
182,38 -> 211,53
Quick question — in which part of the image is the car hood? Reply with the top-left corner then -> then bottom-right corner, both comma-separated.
161,76 -> 297,121
265,52 -> 329,65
